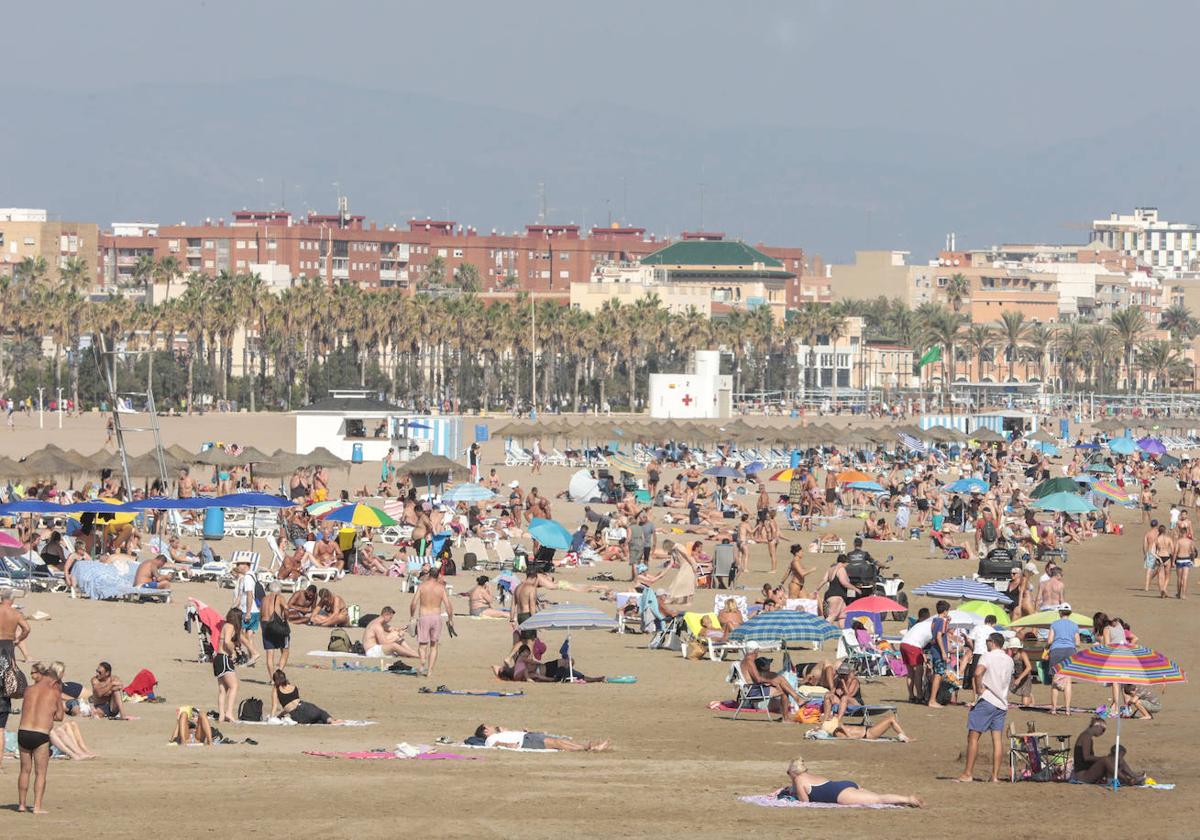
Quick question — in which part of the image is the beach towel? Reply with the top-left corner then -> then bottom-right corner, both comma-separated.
738,794 -> 900,809
303,750 -> 473,760
460,742 -> 560,753
73,560 -> 145,600
124,668 -> 158,698
605,676 -> 637,683
418,687 -> 524,697
238,717 -> 375,727
187,598 -> 225,653
804,730 -> 900,742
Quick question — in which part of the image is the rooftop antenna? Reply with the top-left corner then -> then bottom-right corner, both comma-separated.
538,182 -> 547,224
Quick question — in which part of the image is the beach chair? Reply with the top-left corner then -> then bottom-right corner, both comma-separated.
837,628 -> 888,679
615,591 -> 643,634
264,535 -> 308,592
819,536 -> 846,553
461,537 -> 494,571
190,547 -> 230,582
711,544 -> 737,589
727,662 -> 784,722
218,550 -> 260,589
492,540 -> 516,571
682,611 -> 743,661
929,530 -> 968,559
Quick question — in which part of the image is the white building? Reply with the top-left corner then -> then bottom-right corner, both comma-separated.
292,390 -> 465,461
1091,207 -> 1200,274
648,350 -> 731,418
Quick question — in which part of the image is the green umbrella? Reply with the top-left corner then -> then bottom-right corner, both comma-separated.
1030,476 -> 1083,498
959,600 -> 1010,625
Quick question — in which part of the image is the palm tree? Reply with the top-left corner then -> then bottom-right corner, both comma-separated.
154,255 -> 182,303
1053,322 -> 1087,393
1109,306 -> 1148,392
14,256 -> 48,288
1136,340 -> 1179,392
1023,323 -> 1056,386
964,323 -> 995,381
928,310 -> 966,408
1160,303 -> 1197,344
1085,324 -> 1119,392
945,272 -> 970,314
825,304 -> 849,406
793,302 -> 828,399
131,253 -> 156,295
997,311 -> 1028,382
452,262 -> 481,292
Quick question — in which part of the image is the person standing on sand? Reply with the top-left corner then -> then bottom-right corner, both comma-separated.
17,661 -> 65,814
955,633 -> 1012,783
408,569 -> 454,677
0,587 -> 32,771
509,568 -> 540,654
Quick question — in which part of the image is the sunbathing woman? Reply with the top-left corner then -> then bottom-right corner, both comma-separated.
813,706 -> 911,741
169,705 -> 214,746
50,719 -> 97,759
467,576 -> 509,618
779,756 -> 923,807
717,599 -> 744,635
271,670 -> 343,724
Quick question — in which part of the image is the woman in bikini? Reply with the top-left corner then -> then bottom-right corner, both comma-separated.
778,756 -> 923,807
214,608 -> 244,723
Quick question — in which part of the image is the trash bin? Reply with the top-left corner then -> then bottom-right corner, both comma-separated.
351,443 -> 363,464
203,507 -> 225,540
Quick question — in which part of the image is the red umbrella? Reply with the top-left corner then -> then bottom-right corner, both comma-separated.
845,595 -> 907,614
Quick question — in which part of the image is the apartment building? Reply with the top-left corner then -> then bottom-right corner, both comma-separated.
0,208 -> 98,284
1090,207 -> 1200,274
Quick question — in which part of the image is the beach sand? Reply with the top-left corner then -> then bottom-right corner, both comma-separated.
2,410 -> 1199,838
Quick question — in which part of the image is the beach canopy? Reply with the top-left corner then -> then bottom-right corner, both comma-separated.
1033,492 -> 1096,514
1092,480 -> 1133,504
0,499 -> 73,515
969,428 -> 1005,443
1009,610 -> 1093,628
912,577 -> 1013,604
567,470 -> 602,502
1030,476 -> 1083,498
126,496 -> 220,511
518,604 -> 618,681
944,478 -> 989,494
441,483 -> 496,504
318,503 -> 397,528
528,517 -> 573,550
703,465 -> 744,480
729,610 -> 841,644
842,595 -> 907,614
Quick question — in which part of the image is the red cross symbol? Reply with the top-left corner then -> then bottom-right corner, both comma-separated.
681,394 -> 693,406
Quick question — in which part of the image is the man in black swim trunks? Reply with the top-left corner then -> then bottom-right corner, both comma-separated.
509,569 -> 541,655
18,660 -> 64,814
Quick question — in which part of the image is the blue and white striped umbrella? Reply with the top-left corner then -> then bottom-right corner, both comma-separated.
729,610 -> 841,644
518,604 -> 618,632
441,483 -> 497,503
912,577 -> 1013,605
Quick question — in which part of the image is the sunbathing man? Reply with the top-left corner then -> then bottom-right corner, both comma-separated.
278,544 -> 308,581
309,589 -> 349,627
17,661 -> 65,814
362,607 -> 419,658
740,641 -> 806,711
89,661 -> 127,720
355,542 -> 390,576
814,705 -> 912,742
133,555 -> 172,590
286,585 -> 319,623
467,577 -> 509,618
474,723 -> 609,752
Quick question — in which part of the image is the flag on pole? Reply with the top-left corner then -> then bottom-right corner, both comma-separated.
916,345 -> 942,370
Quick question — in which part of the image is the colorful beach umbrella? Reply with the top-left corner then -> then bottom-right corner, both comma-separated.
318,503 -> 397,527
730,610 -> 841,644
769,468 -> 800,482
1055,645 -> 1185,789
1092,480 -> 1133,504
1137,437 -> 1167,456
528,517 -> 573,550
836,469 -> 872,484
842,595 -> 907,614
959,600 -> 1011,625
306,500 -> 341,516
912,577 -> 1013,604
605,453 -> 645,475
1086,462 -> 1114,474
1033,492 -> 1096,514
1009,610 -> 1092,628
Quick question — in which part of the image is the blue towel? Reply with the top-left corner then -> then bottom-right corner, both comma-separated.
73,560 -> 143,600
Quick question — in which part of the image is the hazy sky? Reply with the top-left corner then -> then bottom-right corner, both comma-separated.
5,1 -> 1200,261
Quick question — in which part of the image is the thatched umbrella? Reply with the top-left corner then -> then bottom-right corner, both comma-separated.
1028,428 -> 1057,444
19,449 -> 88,478
194,448 -> 240,468
969,427 -> 1006,444
305,447 -> 350,470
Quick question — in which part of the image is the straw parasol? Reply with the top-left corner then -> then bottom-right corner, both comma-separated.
194,447 -> 240,468
395,452 -> 471,481
969,427 -> 1005,444
18,449 -> 88,477
305,447 -> 350,469
1027,428 -> 1057,444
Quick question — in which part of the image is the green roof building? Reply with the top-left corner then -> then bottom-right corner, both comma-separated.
638,238 -> 794,320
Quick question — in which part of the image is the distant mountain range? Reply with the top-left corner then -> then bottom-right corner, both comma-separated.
3,77 -> 1197,263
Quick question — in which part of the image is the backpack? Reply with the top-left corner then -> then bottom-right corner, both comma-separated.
252,575 -> 266,609
327,628 -> 352,653
237,697 -> 263,722
981,520 -> 998,544
441,556 -> 457,576
462,552 -> 477,571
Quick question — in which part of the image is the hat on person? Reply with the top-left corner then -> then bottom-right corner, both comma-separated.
1057,602 -> 1072,613
235,557 -> 252,567
744,640 -> 761,652
1004,637 -> 1022,650
1024,561 -> 1037,573
509,480 -> 520,488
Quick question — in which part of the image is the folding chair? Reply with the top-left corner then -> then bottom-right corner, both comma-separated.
727,662 -> 783,722
711,544 -> 737,589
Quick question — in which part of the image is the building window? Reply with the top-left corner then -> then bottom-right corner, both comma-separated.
437,248 -> 448,258
453,249 -> 463,258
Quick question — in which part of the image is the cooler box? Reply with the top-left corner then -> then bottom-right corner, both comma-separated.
203,507 -> 225,540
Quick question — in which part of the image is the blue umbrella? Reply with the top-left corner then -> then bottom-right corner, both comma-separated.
518,604 -> 618,680
1032,441 -> 1060,456
846,481 -> 886,493
1108,437 -> 1137,455
730,610 -> 842,644
528,517 -> 573,550
403,421 -> 433,431
1086,462 -> 1114,474
1074,442 -> 1100,450
944,478 -> 990,494
704,465 -> 744,479
125,496 -> 220,510
0,500 -> 72,515
213,492 -> 295,508
743,461 -> 765,477
912,577 -> 1013,604
62,500 -> 136,513
1034,492 -> 1097,514
442,483 -> 497,503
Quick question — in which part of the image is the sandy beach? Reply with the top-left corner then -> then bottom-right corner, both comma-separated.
2,410 -> 1199,838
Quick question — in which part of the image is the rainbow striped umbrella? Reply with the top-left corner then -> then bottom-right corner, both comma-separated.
306,500 -> 341,516
317,503 -> 398,527
1092,480 -> 1133,504
1056,644 -> 1185,789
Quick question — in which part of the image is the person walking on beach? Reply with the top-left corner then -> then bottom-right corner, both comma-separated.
0,587 -> 32,770
955,633 -> 1012,783
17,661 -> 64,814
409,569 -> 454,677
231,559 -> 261,666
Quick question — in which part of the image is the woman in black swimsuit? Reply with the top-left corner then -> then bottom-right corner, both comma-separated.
214,608 -> 243,723
270,670 -> 341,724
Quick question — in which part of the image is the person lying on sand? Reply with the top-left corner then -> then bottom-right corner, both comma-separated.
473,723 -> 609,752
778,755 -> 923,807
169,706 -> 214,746
811,706 -> 911,741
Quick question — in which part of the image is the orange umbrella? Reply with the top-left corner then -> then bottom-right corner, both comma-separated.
836,469 -> 872,484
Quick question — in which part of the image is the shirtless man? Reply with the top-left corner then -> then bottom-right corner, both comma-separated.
133,555 -> 171,590
176,467 -> 196,499
1173,526 -> 1195,599
309,588 -> 348,627
781,544 -> 815,600
1140,486 -> 1155,525
362,607 -> 418,658
740,641 -> 805,711
1152,524 -> 1175,599
286,585 -> 319,623
408,570 -> 454,677
312,531 -> 342,570
1,587 -> 32,767
734,514 -> 751,573
1142,519 -> 1161,592
278,544 -> 307,581
467,576 -> 509,618
1036,567 -> 1066,610
17,660 -> 64,814
89,661 -> 127,719
509,568 -> 541,654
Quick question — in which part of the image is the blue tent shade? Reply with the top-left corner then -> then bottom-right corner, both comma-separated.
704,466 -> 744,479
1108,437 -> 1137,455
212,492 -> 295,508
442,484 -> 497,503
0,500 -> 76,515
912,577 -> 1013,604
62,501 -> 135,514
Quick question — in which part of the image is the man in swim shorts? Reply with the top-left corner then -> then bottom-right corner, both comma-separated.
409,570 -> 454,677
362,607 -> 418,658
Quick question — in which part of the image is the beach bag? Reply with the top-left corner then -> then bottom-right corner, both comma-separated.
237,697 -> 263,722
981,520 -> 998,544
462,552 -> 477,571
685,639 -> 708,660
327,629 -> 353,653
0,655 -> 28,699
252,575 -> 266,609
